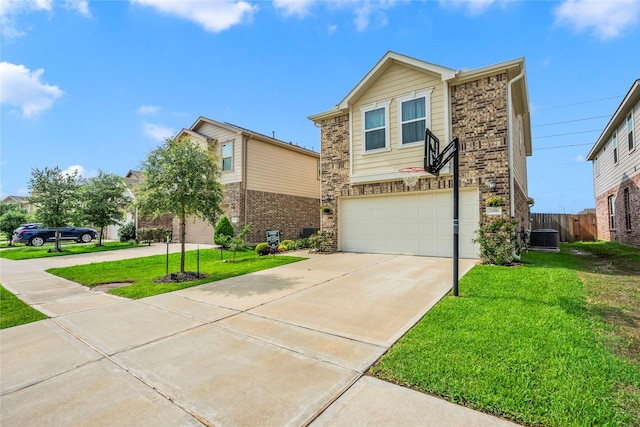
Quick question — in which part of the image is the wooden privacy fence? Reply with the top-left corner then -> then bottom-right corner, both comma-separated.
531,213 -> 597,243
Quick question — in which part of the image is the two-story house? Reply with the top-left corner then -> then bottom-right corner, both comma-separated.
587,79 -> 639,247
175,117 -> 320,244
308,52 -> 532,258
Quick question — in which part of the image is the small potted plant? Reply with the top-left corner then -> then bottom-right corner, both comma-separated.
485,196 -> 502,215
320,205 -> 332,214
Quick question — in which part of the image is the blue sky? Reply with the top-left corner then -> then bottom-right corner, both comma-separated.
1,0 -> 639,214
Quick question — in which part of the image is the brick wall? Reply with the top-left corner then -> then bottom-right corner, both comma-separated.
595,174 -> 640,247
245,190 -> 320,244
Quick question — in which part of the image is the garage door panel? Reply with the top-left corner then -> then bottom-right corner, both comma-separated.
340,190 -> 479,258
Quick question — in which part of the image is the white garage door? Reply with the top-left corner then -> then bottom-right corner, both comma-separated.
339,189 -> 479,258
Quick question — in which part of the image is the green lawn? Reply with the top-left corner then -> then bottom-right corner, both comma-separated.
370,242 -> 640,427
0,241 -> 144,260
1,285 -> 48,329
47,249 -> 306,299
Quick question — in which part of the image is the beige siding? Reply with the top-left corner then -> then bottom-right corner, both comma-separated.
194,122 -> 243,184
511,109 -> 528,195
594,101 -> 640,197
351,63 -> 446,178
246,138 -> 320,198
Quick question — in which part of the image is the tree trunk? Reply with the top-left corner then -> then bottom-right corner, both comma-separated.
98,226 -> 104,246
180,205 -> 186,274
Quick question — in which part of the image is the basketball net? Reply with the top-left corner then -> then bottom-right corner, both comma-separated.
399,166 -> 426,188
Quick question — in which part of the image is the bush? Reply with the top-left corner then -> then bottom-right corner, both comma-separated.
474,216 -> 519,265
309,231 -> 332,252
255,242 -> 269,256
138,227 -> 172,244
0,210 -> 30,245
214,216 -> 234,247
118,222 -> 136,242
295,237 -> 310,249
279,239 -> 297,251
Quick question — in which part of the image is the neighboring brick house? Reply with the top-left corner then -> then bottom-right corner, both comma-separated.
175,117 -> 320,244
587,79 -> 639,247
308,51 -> 532,258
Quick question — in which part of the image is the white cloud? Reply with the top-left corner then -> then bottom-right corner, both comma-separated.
144,123 -> 175,141
273,0 -> 315,17
62,164 -> 96,178
554,0 -> 640,40
573,154 -> 586,162
131,0 -> 258,33
327,23 -> 338,34
0,62 -> 64,118
353,1 -> 396,31
1,0 -> 91,38
137,105 -> 161,115
438,0 -> 517,15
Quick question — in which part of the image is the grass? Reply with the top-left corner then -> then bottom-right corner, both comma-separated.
370,242 -> 640,427
0,241 -> 144,260
47,249 -> 306,299
0,285 -> 48,329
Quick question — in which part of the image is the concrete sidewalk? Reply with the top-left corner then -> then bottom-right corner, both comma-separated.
1,245 -> 519,426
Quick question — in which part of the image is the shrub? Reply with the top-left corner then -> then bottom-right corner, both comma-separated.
474,216 -> 518,265
279,239 -> 297,251
255,242 -> 269,256
295,237 -> 310,249
118,221 -> 136,242
138,227 -> 172,244
0,210 -> 30,245
309,231 -> 333,252
214,216 -> 234,248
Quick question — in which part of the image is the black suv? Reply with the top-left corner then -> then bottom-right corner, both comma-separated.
13,223 -> 98,246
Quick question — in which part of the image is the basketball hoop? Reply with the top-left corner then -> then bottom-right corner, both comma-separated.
399,166 -> 426,188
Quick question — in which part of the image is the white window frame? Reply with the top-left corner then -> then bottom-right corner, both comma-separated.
612,131 -> 618,164
397,88 -> 433,149
361,100 -> 391,154
627,111 -> 635,153
594,155 -> 599,176
608,195 -> 616,230
222,142 -> 233,172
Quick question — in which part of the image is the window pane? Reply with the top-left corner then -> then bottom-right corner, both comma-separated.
402,97 -> 425,121
365,129 -> 386,150
222,144 -> 232,157
402,120 -> 426,144
222,157 -> 232,171
365,108 -> 385,130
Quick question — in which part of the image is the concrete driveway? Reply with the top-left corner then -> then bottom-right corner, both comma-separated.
0,246 -> 518,426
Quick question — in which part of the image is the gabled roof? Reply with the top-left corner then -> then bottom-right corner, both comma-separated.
587,79 -> 640,160
2,195 -> 29,204
183,116 -> 319,158
308,51 -> 528,125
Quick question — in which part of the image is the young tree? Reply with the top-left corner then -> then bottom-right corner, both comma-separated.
80,171 -> 131,246
138,137 -> 224,275
28,166 -> 82,252
0,210 -> 30,245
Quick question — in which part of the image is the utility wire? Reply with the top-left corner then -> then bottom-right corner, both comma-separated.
531,95 -> 624,112
532,115 -> 611,127
533,129 -> 602,139
536,143 -> 593,151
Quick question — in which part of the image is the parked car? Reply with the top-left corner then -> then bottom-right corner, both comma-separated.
13,223 -> 98,246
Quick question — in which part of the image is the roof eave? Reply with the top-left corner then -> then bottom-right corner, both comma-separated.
587,79 -> 640,160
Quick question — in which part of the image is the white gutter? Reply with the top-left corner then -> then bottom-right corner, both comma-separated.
507,67 -> 525,261
507,67 -> 525,218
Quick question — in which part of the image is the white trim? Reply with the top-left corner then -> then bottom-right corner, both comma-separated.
361,100 -> 391,154
627,109 -> 636,153
443,82 -> 451,143
222,141 -> 233,172
613,131 -> 618,165
349,109 -> 354,177
396,88 -> 433,149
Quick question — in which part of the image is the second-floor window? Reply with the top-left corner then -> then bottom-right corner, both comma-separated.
608,195 -> 616,229
401,97 -> 426,145
594,155 -> 599,175
222,142 -> 233,171
613,132 -> 618,164
362,102 -> 390,152
628,112 -> 635,152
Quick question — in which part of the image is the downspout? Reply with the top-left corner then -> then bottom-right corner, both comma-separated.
243,135 -> 249,233
507,66 -> 525,260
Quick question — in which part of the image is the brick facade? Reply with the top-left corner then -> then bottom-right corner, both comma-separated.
595,174 -> 640,247
319,73 -> 529,252
245,190 -> 320,244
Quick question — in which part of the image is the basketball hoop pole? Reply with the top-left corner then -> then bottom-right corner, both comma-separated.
424,129 -> 460,297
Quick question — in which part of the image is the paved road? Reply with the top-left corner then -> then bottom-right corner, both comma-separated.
0,245 -> 519,426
